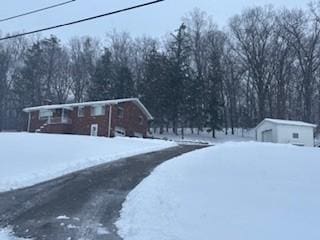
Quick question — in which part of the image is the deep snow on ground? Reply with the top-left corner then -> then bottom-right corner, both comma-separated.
0,133 -> 176,192
0,228 -> 27,240
315,135 -> 320,146
117,142 -> 320,240
151,128 -> 254,144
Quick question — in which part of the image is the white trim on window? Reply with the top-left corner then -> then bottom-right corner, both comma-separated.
78,106 -> 85,117
91,105 -> 105,116
117,106 -> 124,119
139,115 -> 144,125
39,109 -> 53,120
293,133 -> 299,139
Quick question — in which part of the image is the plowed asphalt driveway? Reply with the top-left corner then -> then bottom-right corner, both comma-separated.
0,144 -> 205,240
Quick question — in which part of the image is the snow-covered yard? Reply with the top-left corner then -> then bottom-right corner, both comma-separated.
151,128 -> 254,144
0,228 -> 25,240
0,132 -> 176,192
117,142 -> 320,240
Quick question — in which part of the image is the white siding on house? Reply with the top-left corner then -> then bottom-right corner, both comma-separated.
256,118 -> 316,147
256,121 -> 277,143
276,125 -> 314,147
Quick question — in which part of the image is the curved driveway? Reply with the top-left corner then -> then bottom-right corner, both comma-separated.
0,145 -> 205,240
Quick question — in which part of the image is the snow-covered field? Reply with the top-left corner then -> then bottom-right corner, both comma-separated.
117,142 -> 320,240
0,228 -> 25,240
0,132 -> 176,192
151,128 -> 254,144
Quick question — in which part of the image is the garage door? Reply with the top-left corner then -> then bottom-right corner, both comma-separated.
262,129 -> 273,142
115,127 -> 126,137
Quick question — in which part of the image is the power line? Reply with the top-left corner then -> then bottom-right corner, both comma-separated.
0,0 -> 76,23
0,0 -> 165,41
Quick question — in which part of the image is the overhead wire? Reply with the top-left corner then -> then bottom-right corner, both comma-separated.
0,0 -> 76,23
0,0 -> 165,41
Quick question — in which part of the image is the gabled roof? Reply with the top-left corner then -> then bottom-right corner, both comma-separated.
257,118 -> 317,128
23,98 -> 153,120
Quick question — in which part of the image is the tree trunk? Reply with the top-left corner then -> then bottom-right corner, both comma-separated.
160,125 -> 164,134
173,120 -> 178,135
303,80 -> 312,122
212,127 -> 216,138
257,91 -> 266,122
181,127 -> 184,140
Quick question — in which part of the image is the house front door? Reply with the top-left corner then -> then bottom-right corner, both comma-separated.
90,124 -> 98,136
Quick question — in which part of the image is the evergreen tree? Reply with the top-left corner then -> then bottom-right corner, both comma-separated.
111,64 -> 135,99
14,42 -> 44,107
87,48 -> 113,100
167,23 -> 192,134
205,30 -> 226,138
140,47 -> 169,131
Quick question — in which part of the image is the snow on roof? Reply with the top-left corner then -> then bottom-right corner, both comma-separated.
23,98 -> 153,120
260,118 -> 317,128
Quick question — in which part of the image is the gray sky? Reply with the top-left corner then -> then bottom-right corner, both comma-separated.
0,0 -> 310,41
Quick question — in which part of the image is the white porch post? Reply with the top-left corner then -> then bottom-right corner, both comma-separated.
27,112 -> 31,132
108,105 -> 113,138
62,108 -> 65,123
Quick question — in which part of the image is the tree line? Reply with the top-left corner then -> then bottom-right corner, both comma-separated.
1,3 -> 320,137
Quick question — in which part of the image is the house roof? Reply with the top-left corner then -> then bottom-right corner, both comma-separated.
257,118 -> 317,128
23,98 -> 154,120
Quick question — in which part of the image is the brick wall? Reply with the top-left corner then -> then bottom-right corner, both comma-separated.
29,112 -> 46,132
111,102 -> 149,137
70,106 -> 109,136
27,101 -> 150,138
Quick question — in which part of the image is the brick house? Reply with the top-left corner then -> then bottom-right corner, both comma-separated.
23,98 -> 153,137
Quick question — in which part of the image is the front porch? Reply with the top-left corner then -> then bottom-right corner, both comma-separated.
39,108 -> 72,123
47,116 -> 72,125
27,107 -> 73,133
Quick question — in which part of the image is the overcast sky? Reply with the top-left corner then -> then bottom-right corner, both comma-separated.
0,0 -> 310,41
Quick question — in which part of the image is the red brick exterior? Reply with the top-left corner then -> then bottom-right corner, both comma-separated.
28,101 -> 150,137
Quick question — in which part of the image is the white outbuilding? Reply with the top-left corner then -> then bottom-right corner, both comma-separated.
255,118 -> 317,147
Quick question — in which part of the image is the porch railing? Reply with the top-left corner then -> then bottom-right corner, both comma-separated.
47,117 -> 72,125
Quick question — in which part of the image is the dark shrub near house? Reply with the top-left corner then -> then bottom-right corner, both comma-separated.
23,98 -> 153,138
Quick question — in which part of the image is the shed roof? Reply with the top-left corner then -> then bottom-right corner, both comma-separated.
257,118 -> 317,128
23,98 -> 153,120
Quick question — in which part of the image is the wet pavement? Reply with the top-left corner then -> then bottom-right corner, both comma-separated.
0,145 -> 205,240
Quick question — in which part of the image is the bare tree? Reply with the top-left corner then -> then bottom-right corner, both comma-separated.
69,37 -> 100,102
223,45 -> 246,134
107,31 -> 133,66
0,44 -> 10,131
280,8 -> 320,122
262,18 -> 297,120
0,36 -> 29,130
52,47 -> 72,103
229,6 -> 276,122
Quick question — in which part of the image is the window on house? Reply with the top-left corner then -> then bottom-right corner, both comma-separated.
139,116 -> 144,125
39,109 -> 53,120
91,105 -> 105,116
293,133 -> 299,139
117,107 -> 124,119
78,106 -> 85,117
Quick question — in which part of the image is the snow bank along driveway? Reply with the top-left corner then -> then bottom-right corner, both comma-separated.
117,142 -> 320,240
0,132 -> 176,192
